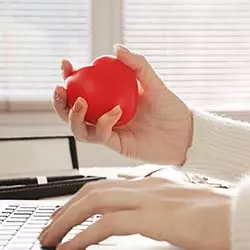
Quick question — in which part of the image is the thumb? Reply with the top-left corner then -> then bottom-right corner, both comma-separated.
114,44 -> 163,91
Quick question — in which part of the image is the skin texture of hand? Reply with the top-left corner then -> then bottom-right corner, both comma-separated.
53,44 -> 193,166
39,178 -> 231,250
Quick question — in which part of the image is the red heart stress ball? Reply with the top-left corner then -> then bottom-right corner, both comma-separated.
65,55 -> 139,126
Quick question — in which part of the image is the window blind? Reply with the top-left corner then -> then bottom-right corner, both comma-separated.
0,0 -> 90,111
122,0 -> 250,111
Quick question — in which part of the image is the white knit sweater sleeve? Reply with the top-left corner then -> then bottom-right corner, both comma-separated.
231,176 -> 250,250
183,109 -> 250,183
182,109 -> 250,250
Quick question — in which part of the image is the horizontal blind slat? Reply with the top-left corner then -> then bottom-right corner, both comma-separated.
0,0 -> 90,111
123,0 -> 250,110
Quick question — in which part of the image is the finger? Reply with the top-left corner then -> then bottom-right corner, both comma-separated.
53,86 -> 70,122
40,180 -> 124,240
40,188 -> 146,247
40,177 -> 166,240
95,105 -> 122,143
68,98 -> 88,141
49,180 -> 133,223
49,177 -> 167,223
49,180 -> 114,220
56,210 -> 142,250
114,44 -> 164,92
51,206 -> 63,219
61,59 -> 74,80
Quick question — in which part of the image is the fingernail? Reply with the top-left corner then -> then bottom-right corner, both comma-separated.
54,92 -> 60,102
39,226 -> 49,241
39,230 -> 48,243
54,87 -> 61,102
111,105 -> 121,115
114,44 -> 130,54
61,59 -> 67,71
73,101 -> 83,112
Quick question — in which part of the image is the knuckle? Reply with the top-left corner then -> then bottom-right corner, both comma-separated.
68,116 -> 75,128
83,182 -> 98,193
96,126 -> 111,144
69,110 -> 78,123
54,109 -> 68,123
97,115 -> 110,127
68,120 -> 87,142
97,132 -> 109,144
137,54 -> 148,65
53,96 -> 60,105
95,125 -> 105,138
73,134 -> 85,142
87,189 -> 104,209
82,179 -> 107,196
68,118 -> 78,135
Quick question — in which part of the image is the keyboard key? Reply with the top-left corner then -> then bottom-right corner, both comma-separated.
14,212 -> 33,216
27,221 -> 47,225
16,208 -> 36,212
76,225 -> 88,230
22,225 -> 45,229
86,217 -> 95,222
15,232 -> 40,238
0,217 -> 7,222
19,205 -> 37,209
68,228 -> 83,235
10,237 -> 36,243
5,242 -> 34,249
6,218 -> 28,223
0,230 -> 16,236
7,204 -> 19,208
30,216 -> 50,220
10,214 -> 31,219
32,241 -> 55,249
0,228 -> 18,233
19,228 -> 43,233
1,212 -> 12,216
4,208 -> 16,212
0,240 -> 9,246
16,208 -> 36,211
36,211 -> 55,214
0,235 -> 13,241
32,214 -> 52,218
0,203 -> 68,249
2,222 -> 24,227
0,225 -> 22,230
37,206 -> 58,209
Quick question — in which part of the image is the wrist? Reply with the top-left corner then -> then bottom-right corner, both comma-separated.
183,108 -> 250,182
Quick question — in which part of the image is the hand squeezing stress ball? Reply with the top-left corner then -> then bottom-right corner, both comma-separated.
65,55 -> 139,126
53,44 -> 191,164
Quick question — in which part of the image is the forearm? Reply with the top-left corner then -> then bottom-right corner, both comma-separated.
183,108 -> 250,182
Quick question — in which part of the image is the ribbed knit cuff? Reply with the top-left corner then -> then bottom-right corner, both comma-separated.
231,176 -> 250,250
183,109 -> 250,182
